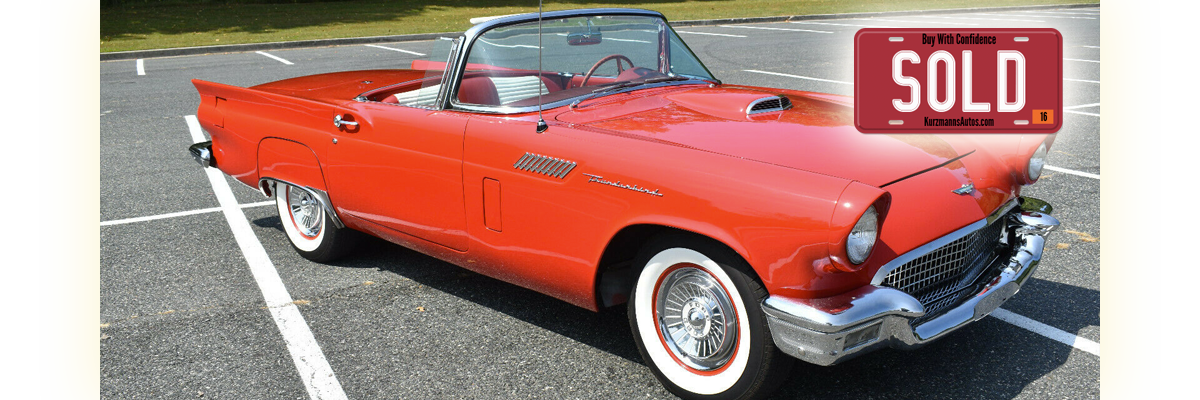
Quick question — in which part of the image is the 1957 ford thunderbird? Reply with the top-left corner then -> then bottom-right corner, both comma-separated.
189,8 -> 1059,400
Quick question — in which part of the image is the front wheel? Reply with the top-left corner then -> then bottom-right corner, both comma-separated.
275,184 -> 355,262
629,235 -> 793,400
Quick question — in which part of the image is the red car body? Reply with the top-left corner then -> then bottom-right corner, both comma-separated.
194,70 -> 1050,308
190,8 -> 1059,400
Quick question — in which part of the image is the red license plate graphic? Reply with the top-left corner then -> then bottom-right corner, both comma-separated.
854,28 -> 1062,133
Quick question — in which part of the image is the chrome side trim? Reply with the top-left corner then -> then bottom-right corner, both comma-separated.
257,178 -> 346,229
512,152 -> 576,179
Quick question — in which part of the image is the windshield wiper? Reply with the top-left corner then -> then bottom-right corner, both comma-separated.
570,75 -> 693,109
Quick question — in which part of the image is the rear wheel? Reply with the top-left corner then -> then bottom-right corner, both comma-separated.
275,184 -> 355,262
629,235 -> 793,400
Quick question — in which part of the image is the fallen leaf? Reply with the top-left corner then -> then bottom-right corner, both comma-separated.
416,306 -> 426,312
1064,229 -> 1099,242
100,323 -> 110,329
1056,243 -> 1070,249
363,281 -> 375,285
100,334 -> 111,340
293,299 -> 310,306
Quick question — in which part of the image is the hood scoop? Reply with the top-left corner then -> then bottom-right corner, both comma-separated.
747,95 -> 793,115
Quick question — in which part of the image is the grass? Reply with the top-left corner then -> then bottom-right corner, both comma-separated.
101,0 -> 1099,53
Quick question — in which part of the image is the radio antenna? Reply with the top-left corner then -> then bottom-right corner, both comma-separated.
535,0 -> 548,133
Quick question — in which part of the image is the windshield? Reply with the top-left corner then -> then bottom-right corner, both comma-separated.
455,14 -> 715,108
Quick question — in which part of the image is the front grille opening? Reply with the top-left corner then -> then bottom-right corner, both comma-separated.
881,221 -> 1007,323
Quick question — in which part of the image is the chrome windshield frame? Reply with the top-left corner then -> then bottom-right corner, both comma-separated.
443,8 -> 712,114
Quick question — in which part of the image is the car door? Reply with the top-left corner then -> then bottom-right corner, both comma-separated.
324,102 -> 470,251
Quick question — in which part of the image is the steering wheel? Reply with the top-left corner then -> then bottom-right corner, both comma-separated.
580,54 -> 634,87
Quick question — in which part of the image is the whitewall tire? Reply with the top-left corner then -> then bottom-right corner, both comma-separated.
628,235 -> 793,400
275,184 -> 355,262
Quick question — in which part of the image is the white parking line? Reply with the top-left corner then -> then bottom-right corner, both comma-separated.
910,15 -> 1046,23
848,18 -> 979,25
136,59 -> 145,76
674,31 -> 747,38
1065,58 -> 1100,64
1065,102 -> 1100,110
1064,110 -> 1101,117
1065,78 -> 1100,84
478,39 -> 539,49
100,201 -> 274,227
974,12 -> 1095,20
363,44 -> 426,56
1045,165 -> 1101,180
606,38 -> 652,44
991,308 -> 1100,356
256,51 -> 295,65
1021,10 -> 1102,16
744,69 -> 852,85
789,21 -> 896,28
185,115 -> 347,400
719,25 -> 832,34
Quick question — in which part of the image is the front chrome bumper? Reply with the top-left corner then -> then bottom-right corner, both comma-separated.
761,198 -> 1059,366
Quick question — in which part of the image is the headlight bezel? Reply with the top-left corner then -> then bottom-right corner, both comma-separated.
846,205 -> 879,265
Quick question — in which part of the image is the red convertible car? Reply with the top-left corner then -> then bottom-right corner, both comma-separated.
189,8 -> 1059,400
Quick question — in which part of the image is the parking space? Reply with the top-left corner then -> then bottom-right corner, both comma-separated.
101,5 -> 1100,399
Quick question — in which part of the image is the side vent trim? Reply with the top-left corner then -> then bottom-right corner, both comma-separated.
513,152 -> 577,179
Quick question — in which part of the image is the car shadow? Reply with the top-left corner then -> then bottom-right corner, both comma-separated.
252,216 -> 1097,399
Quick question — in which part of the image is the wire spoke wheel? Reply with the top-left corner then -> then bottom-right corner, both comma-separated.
656,266 -> 738,371
286,187 -> 322,238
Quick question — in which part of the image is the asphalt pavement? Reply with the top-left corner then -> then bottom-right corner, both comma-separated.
100,5 -> 1101,399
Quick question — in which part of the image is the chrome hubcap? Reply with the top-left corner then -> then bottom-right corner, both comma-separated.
656,266 -> 737,371
287,187 -> 322,238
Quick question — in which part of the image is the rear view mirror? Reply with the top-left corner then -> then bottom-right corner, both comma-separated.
567,18 -> 602,46
567,31 -> 602,45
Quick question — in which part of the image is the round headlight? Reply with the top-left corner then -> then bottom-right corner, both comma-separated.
847,205 -> 878,265
1027,142 -> 1048,182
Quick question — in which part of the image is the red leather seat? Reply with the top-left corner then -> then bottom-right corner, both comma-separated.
457,77 -> 501,106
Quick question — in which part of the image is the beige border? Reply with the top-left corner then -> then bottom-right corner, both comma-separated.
77,1 -> 1132,396
1104,1 -> 1161,396
40,0 -> 99,396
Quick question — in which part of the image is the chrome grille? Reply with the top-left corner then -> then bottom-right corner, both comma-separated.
747,96 -> 792,115
881,220 -> 1006,321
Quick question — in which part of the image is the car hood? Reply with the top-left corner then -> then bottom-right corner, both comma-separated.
555,85 -> 996,187
554,84 -> 1035,243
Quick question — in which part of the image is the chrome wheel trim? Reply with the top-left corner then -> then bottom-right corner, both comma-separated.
276,184 -> 326,252
634,248 -> 751,395
287,187 -> 322,238
656,266 -> 738,371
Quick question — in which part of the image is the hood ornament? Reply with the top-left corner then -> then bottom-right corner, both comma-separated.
952,183 -> 975,195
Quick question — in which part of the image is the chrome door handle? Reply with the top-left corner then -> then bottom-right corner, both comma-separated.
334,114 -> 358,128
